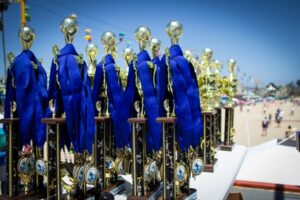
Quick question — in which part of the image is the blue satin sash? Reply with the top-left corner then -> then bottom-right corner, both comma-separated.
95,54 -> 131,148
169,45 -> 203,148
136,51 -> 162,151
4,50 -> 48,148
48,44 -> 95,153
154,55 -> 167,117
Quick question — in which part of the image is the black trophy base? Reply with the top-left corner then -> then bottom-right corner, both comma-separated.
0,181 -> 47,200
128,183 -> 162,200
203,158 -> 218,173
102,180 -> 126,196
0,191 -> 44,200
220,142 -> 235,151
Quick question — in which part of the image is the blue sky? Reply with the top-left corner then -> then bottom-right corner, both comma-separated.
1,0 -> 300,86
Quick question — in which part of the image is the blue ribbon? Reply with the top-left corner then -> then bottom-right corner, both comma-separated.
158,45 -> 203,151
136,51 -> 162,151
154,55 -> 167,117
93,54 -> 132,148
4,50 -> 48,148
169,57 -> 193,151
124,60 -> 137,119
169,45 -> 203,148
48,44 -> 95,153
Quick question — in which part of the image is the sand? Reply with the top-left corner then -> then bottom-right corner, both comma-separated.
234,100 -> 300,147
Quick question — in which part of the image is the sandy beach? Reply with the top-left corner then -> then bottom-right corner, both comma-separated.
234,100 -> 300,147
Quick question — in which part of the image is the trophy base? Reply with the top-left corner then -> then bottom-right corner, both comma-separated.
0,181 -> 48,200
203,158 -> 218,172
128,183 -> 162,200
0,191 -> 45,200
220,142 -> 235,151
102,180 -> 126,196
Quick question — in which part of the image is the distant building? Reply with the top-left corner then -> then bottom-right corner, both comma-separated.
266,83 -> 277,97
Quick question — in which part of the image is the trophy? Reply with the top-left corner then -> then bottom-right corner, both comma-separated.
128,26 -> 161,200
156,21 -> 198,200
41,99 -> 65,200
212,60 -> 223,146
197,48 -> 218,172
121,47 -> 134,88
220,59 -> 238,151
94,31 -> 126,197
128,47 -> 147,200
1,25 -> 50,199
149,38 -> 161,59
41,15 -> 82,200
86,42 -> 99,88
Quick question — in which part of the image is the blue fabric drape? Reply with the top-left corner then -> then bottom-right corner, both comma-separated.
93,54 -> 132,148
48,44 -> 95,153
169,45 -> 203,148
4,50 -> 48,148
152,56 -> 166,117
136,50 -> 162,151
158,45 -> 203,151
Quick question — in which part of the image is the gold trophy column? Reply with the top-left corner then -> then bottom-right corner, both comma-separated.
220,59 -> 238,151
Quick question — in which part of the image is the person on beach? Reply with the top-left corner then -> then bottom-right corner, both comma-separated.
262,117 -> 269,136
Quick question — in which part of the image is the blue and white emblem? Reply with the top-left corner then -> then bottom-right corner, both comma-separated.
18,157 -> 27,174
77,166 -> 85,183
85,166 -> 98,184
105,157 -> 114,171
36,159 -> 46,176
175,164 -> 186,182
191,158 -> 203,176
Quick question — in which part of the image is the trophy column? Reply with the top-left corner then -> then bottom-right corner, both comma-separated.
41,118 -> 65,200
94,116 -> 110,197
128,118 -> 147,199
0,118 -> 19,199
221,107 -> 234,151
156,117 -> 176,200
215,107 -> 222,146
220,59 -> 237,151
198,48 -> 219,172
201,111 -> 217,172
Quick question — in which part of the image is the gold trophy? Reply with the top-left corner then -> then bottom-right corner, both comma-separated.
121,47 -> 134,88
101,32 -> 117,187
182,50 -> 204,176
184,49 -> 201,74
220,59 -> 238,151
149,38 -> 160,59
94,31 -> 126,197
212,60 -> 223,146
149,37 -> 164,186
128,45 -> 147,199
17,26 -> 37,195
41,15 -> 80,200
86,42 -> 99,88
149,37 -> 160,92
156,21 -> 197,200
128,26 -> 162,200
197,48 -> 218,172
0,26 -> 44,199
